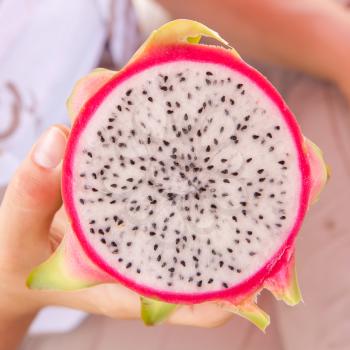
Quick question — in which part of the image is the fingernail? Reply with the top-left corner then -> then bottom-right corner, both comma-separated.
32,127 -> 67,169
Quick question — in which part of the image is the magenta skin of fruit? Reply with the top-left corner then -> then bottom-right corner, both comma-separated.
62,44 -> 311,304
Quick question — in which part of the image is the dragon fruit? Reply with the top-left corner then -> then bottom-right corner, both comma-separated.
27,20 -> 328,331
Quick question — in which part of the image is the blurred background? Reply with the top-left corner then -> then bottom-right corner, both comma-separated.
1,0 -> 350,349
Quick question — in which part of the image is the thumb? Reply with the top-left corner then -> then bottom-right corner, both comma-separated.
0,126 -> 68,249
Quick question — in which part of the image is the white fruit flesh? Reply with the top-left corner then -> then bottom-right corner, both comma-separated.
72,61 -> 301,294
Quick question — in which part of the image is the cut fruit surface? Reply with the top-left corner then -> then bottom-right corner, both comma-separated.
28,19 -> 327,329
63,43 -> 310,303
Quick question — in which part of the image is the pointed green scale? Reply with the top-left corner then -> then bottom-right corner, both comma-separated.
141,297 -> 177,326
225,302 -> 270,332
26,242 -> 98,291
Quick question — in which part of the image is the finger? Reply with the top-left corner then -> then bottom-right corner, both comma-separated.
0,125 -> 68,249
44,283 -> 232,328
169,303 -> 232,328
44,283 -> 140,319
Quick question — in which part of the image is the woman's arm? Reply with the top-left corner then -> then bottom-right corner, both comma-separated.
158,0 -> 350,97
0,310 -> 36,350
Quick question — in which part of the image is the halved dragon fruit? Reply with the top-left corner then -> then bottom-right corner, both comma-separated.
27,20 -> 328,331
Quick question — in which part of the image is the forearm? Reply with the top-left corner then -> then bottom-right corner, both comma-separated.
158,0 -> 350,83
0,310 -> 36,350
0,274 -> 41,350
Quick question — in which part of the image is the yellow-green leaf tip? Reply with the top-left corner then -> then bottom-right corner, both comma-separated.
141,297 -> 177,326
26,248 -> 94,291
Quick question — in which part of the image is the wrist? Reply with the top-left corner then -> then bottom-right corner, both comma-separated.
0,274 -> 42,319
0,307 -> 37,350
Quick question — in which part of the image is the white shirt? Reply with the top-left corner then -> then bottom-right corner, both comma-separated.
0,0 -> 140,191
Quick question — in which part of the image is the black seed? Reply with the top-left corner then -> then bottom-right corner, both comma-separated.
126,242 -> 132,247
126,262 -> 132,269
208,278 -> 214,284
168,267 -> 175,273
222,282 -> 228,288
101,238 -> 106,244
237,83 -> 243,89
219,261 -> 224,268
232,216 -> 237,222
79,199 -> 85,205
206,71 -> 213,76
197,280 -> 203,287
246,158 -> 252,163
278,160 -> 285,165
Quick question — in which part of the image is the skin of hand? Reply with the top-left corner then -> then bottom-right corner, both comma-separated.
0,124 -> 231,350
158,0 -> 350,103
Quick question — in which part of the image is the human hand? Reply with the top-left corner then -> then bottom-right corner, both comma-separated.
0,116 -> 231,349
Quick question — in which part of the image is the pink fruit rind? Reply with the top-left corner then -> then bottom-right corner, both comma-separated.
63,231 -> 114,283
66,68 -> 116,119
62,43 -> 311,304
